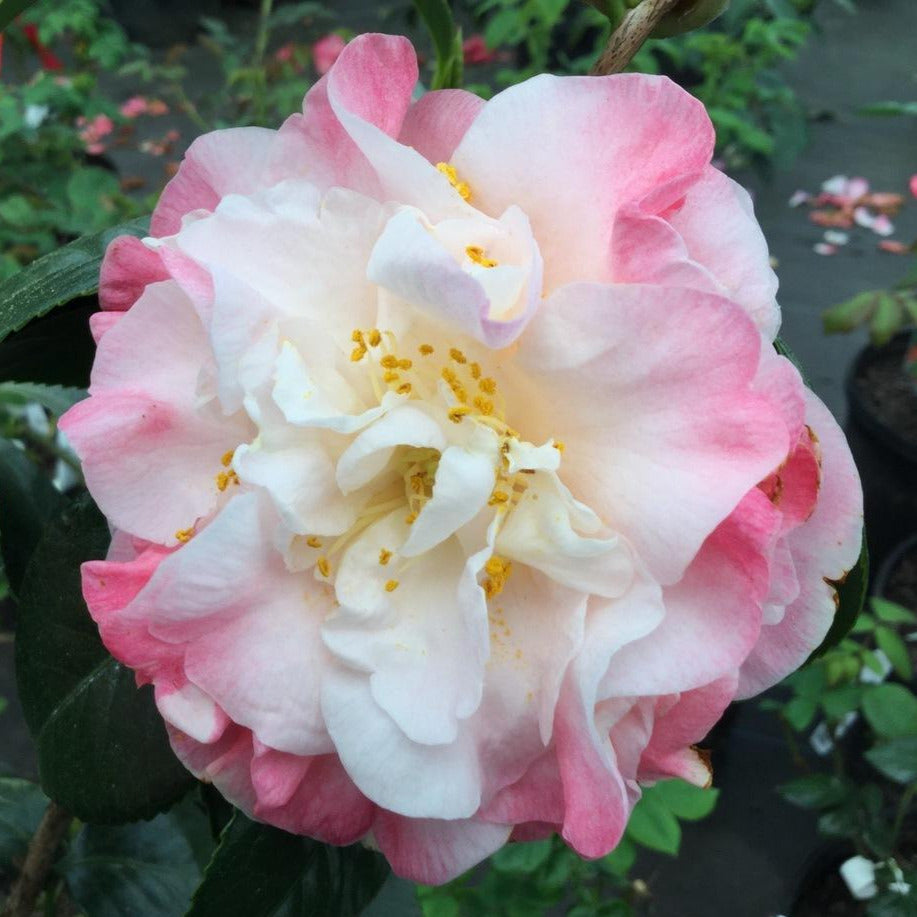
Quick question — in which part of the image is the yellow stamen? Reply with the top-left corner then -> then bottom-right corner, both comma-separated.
449,348 -> 467,364
405,512 -> 418,525
448,406 -> 471,423
317,556 -> 331,578
397,358 -> 413,370
351,329 -> 364,343
397,382 -> 412,395
380,355 -> 399,369
350,345 -> 366,362
175,527 -> 194,543
436,162 -> 472,201
473,396 -> 494,416
410,473 -> 426,494
489,490 -> 509,505
306,536 -> 322,548
383,370 -> 400,383
479,377 -> 497,395
553,441 -> 566,453
216,470 -> 239,492
469,362 -> 481,380
385,579 -> 399,592
379,548 -> 392,566
220,450 -> 234,467
367,329 -> 382,347
419,344 -> 434,356
465,245 -> 498,268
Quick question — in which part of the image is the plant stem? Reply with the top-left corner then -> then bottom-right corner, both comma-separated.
890,782 -> 917,854
251,0 -> 275,124
1,802 -> 72,917
591,0 -> 682,75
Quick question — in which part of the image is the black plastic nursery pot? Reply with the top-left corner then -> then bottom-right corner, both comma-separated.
874,533 -> 917,614
790,842 -> 862,917
844,332 -> 917,578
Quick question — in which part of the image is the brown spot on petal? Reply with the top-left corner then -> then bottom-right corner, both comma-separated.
692,746 -> 714,788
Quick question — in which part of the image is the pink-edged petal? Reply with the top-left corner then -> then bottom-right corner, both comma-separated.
99,235 -> 169,311
398,89 -> 485,164
250,746 -> 375,844
452,73 -> 714,290
512,282 -> 790,584
373,811 -> 511,885
759,425 -> 821,535
128,493 -> 334,756
637,675 -> 737,785
601,488 -> 779,697
59,281 -> 251,544
88,310 -> 122,344
151,126 -> 279,236
738,390 -> 863,697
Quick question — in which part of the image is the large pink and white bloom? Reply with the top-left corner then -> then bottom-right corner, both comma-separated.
60,34 -> 863,883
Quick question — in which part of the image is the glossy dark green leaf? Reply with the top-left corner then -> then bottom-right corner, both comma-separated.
187,812 -> 389,917
15,496 -> 194,823
778,774 -> 849,810
811,539 -> 869,659
59,811 -> 202,917
0,439 -> 63,598
0,296 -> 98,388
651,778 -> 719,821
0,217 -> 148,346
0,777 -> 48,873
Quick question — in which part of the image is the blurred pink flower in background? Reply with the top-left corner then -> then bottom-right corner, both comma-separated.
312,33 -> 345,75
910,175 -> 917,199
76,113 -> 114,155
463,34 -> 496,65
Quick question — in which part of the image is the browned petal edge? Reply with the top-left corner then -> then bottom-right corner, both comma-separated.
691,745 -> 714,789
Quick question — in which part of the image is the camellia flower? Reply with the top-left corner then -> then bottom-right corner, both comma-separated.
60,34 -> 863,883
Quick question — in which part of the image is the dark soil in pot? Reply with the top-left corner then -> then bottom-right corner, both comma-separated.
845,333 -> 917,575
876,535 -> 917,613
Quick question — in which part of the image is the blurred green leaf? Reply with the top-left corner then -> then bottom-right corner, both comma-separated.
871,598 -> 917,625
862,684 -> 917,738
778,774 -> 849,810
860,101 -> 917,117
187,812 -> 389,917
491,839 -> 552,874
865,737 -> 917,784
0,777 -> 48,873
875,626 -> 913,681
0,0 -> 37,32
650,779 -> 719,820
0,216 -> 148,347
784,696 -> 818,731
626,791 -> 681,855
15,496 -> 194,823
0,381 -> 86,416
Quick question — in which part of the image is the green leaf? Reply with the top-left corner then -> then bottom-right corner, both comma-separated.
862,685 -> 917,738
821,685 -> 863,720
822,291 -> 877,335
650,779 -> 719,821
0,439 -> 63,598
811,538 -> 869,659
600,837 -> 636,877
871,598 -> 917,625
491,839 -> 552,874
187,812 -> 389,917
626,791 -> 681,856
860,101 -> 917,118
413,0 -> 463,90
0,0 -> 37,32
59,812 -> 202,917
865,737 -> 917,784
784,695 -> 818,732
0,382 -> 86,416
773,336 -> 808,383
0,217 -> 148,347
870,294 -> 905,346
0,777 -> 48,872
14,495 -> 194,823
875,626 -> 913,681
778,774 -> 849,810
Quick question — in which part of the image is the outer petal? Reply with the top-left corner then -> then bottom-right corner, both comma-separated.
99,235 -> 169,312
738,390 -> 863,696
59,281 -> 251,544
511,282 -> 790,584
397,89 -> 485,164
452,73 -> 714,290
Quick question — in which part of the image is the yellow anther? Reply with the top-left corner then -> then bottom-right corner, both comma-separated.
306,536 -> 322,548
397,382 -> 412,395
379,548 -> 393,566
473,396 -> 494,416
488,490 -> 509,505
383,370 -> 400,383
317,556 -> 331,578
351,329 -> 365,343
436,162 -> 472,201
367,329 -> 382,347
479,377 -> 497,395
175,527 -> 194,543
410,473 -> 426,494
448,406 -> 471,423
482,555 -> 513,599
553,441 -> 566,453
465,245 -> 498,268
216,470 -> 239,492
221,450 -> 234,467
385,579 -> 400,592
441,367 -> 457,383
470,362 -> 481,380
449,348 -> 467,364
419,344 -> 434,356
397,358 -> 413,370
485,555 -> 509,577
380,355 -> 400,369
405,512 -> 417,525
350,344 -> 367,362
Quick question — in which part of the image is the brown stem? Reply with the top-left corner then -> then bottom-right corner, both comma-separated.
1,802 -> 72,917
591,0 -> 683,75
